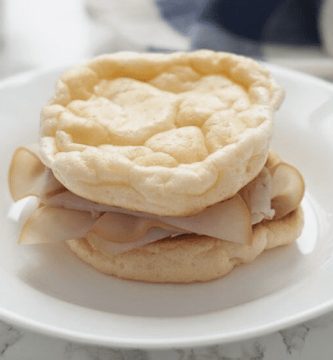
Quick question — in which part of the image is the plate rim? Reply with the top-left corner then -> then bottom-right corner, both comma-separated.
1,285 -> 333,349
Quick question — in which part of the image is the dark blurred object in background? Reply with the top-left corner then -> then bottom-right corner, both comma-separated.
157,0 -> 322,55
86,0 -> 333,78
0,0 -> 332,80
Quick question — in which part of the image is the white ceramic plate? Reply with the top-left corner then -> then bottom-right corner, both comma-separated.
0,65 -> 333,349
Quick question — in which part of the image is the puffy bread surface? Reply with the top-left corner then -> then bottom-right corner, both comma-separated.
67,207 -> 303,283
40,51 -> 284,216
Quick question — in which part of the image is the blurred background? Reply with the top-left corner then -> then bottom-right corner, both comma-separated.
0,0 -> 332,80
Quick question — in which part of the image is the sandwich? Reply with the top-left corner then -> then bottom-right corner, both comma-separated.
8,51 -> 305,283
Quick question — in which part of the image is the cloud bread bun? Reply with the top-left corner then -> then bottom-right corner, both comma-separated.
67,207 -> 303,283
40,51 -> 284,216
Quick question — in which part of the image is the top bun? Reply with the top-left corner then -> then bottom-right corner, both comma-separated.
39,51 -> 283,216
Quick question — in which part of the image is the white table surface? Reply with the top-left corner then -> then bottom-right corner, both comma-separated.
1,0 -> 333,358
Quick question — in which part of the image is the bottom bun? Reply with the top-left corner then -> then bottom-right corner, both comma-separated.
67,207 -> 303,283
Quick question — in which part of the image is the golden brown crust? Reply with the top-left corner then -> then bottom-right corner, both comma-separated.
67,207 -> 303,283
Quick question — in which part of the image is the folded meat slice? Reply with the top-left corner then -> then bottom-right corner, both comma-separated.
240,167 -> 275,224
19,205 -> 179,251
19,206 -> 96,244
19,193 -> 253,246
87,228 -> 180,254
46,191 -> 118,214
9,146 -> 64,201
48,191 -> 252,244
270,162 -> 305,219
10,146 -> 304,252
158,194 -> 252,244
91,212 -> 178,243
